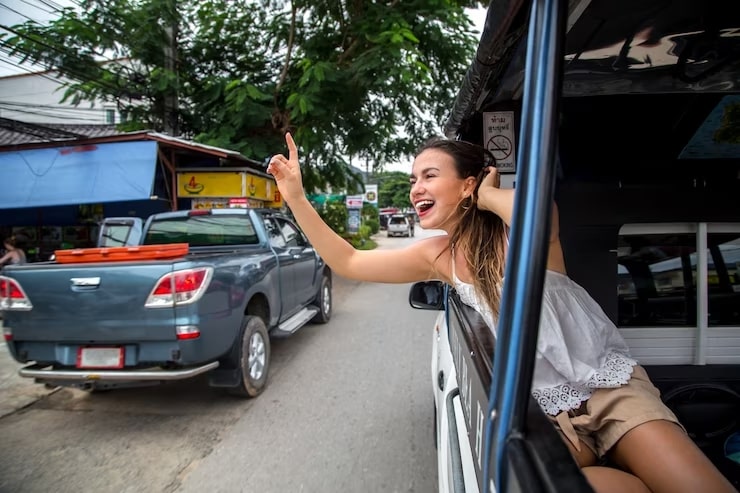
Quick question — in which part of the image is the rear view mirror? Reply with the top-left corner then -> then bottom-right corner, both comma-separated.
408,281 -> 445,310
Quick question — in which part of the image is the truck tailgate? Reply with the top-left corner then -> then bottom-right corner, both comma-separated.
6,262 -> 177,342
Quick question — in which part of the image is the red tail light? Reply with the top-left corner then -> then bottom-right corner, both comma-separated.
0,276 -> 33,311
176,325 -> 200,340
145,267 -> 213,307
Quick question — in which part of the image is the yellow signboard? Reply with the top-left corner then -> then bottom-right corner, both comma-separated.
266,189 -> 283,208
245,173 -> 271,201
177,172 -> 243,197
177,170 -> 282,207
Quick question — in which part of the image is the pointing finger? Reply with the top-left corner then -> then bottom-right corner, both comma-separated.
285,132 -> 298,162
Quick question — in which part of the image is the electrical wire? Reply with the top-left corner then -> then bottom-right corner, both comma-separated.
18,0 -> 55,15
0,24 -> 135,94
0,3 -> 145,93
0,101 -> 117,119
0,52 -> 62,84
0,104 -> 106,122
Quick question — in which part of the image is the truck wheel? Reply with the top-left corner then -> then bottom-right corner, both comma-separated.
228,316 -> 270,398
311,273 -> 332,324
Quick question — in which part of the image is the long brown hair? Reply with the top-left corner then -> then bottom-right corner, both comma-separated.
417,138 -> 508,319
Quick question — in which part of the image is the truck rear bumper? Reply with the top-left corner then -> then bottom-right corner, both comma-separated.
18,361 -> 219,381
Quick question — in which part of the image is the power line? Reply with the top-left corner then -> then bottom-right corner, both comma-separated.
0,2 -> 32,19
0,104 -> 105,122
36,0 -> 68,12
0,52 -> 63,85
18,0 -> 56,15
0,3 -> 149,94
0,100 -> 117,117
0,23 -> 136,95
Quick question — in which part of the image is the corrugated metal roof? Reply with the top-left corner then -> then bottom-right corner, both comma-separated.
0,121 -> 264,166
0,120 -> 126,146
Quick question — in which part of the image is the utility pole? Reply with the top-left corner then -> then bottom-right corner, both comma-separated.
163,0 -> 179,136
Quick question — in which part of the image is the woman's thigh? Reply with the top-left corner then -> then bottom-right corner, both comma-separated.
556,430 -> 598,468
609,419 -> 736,493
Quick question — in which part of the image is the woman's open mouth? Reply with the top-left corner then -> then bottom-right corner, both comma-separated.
415,199 -> 434,217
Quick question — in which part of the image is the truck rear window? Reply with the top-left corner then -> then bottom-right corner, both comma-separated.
144,215 -> 259,247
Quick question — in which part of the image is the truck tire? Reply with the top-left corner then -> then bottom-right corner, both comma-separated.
310,273 -> 332,324
227,315 -> 270,398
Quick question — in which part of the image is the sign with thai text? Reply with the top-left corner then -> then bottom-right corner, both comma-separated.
483,111 -> 517,173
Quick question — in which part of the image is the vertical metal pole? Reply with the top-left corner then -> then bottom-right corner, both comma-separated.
483,0 -> 566,490
696,222 -> 708,365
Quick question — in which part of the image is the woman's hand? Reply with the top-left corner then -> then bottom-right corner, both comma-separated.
267,133 -> 305,205
476,166 -> 501,213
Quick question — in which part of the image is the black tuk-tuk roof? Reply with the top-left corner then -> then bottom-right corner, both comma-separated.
446,0 -> 740,138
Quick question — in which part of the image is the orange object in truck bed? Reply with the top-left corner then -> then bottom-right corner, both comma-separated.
54,243 -> 190,263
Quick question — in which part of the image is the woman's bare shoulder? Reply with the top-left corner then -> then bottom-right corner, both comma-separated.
407,233 -> 453,282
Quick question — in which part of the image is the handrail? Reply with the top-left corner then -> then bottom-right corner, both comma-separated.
483,0 -> 566,491
445,388 -> 467,493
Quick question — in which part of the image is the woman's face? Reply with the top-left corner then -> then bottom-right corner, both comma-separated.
410,149 -> 474,232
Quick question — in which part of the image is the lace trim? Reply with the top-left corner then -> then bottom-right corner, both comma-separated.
532,351 -> 637,416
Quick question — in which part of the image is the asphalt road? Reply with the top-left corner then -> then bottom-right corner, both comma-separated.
0,227 -> 445,493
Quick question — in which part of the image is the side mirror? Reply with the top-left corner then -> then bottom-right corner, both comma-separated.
408,281 -> 445,310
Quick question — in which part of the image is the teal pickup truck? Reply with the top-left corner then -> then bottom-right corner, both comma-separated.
0,208 -> 332,397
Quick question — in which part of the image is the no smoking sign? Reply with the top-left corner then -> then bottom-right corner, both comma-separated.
483,111 -> 516,173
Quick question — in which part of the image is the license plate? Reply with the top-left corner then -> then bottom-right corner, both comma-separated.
76,347 -> 124,369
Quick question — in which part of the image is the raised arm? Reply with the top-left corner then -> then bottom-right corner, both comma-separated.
477,166 -> 566,274
268,133 -> 443,283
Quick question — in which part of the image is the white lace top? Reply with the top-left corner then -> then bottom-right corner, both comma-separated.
453,268 -> 637,416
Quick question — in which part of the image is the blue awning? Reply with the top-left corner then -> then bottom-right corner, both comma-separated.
0,140 -> 158,209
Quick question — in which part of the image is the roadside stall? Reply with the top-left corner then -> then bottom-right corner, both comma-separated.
0,131 -> 279,261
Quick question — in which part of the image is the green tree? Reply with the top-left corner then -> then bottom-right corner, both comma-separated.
361,203 -> 379,234
377,171 -> 411,209
317,201 -> 348,235
1,0 -> 484,191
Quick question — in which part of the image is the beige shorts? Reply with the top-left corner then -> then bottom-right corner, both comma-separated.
549,365 -> 684,458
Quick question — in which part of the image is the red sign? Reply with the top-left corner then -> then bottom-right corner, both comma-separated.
345,195 -> 363,208
229,198 -> 248,209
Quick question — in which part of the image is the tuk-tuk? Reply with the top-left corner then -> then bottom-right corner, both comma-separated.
410,0 -> 740,491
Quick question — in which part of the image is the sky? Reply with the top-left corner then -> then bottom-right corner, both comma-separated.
0,0 -> 67,76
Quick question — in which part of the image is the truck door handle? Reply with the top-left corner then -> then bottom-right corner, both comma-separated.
292,254 -> 302,259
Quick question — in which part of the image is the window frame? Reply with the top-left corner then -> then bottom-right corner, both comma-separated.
618,222 -> 740,365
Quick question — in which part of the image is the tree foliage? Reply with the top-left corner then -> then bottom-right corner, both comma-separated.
1,0 -> 485,190
376,171 -> 412,209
